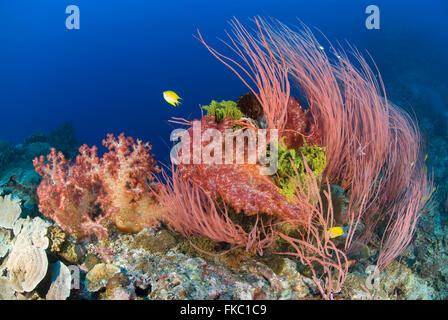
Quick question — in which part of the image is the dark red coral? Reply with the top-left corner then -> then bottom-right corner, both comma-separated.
236,92 -> 263,120
281,97 -> 322,149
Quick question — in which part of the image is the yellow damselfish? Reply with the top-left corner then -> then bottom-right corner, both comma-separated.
327,226 -> 344,239
163,90 -> 182,107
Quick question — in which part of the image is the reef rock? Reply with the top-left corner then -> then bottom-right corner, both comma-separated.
85,263 -> 121,292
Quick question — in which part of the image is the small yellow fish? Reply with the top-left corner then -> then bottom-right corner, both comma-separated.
410,162 -> 415,167
163,90 -> 182,107
424,154 -> 428,162
327,226 -> 344,239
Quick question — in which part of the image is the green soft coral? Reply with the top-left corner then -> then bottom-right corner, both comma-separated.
203,100 -> 245,123
277,142 -> 327,199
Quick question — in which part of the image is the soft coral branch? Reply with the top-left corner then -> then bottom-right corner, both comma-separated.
33,148 -> 109,239
34,133 -> 162,239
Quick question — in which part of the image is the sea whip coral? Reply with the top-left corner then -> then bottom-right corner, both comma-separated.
33,133 -> 162,239
193,17 -> 432,297
155,165 -> 275,255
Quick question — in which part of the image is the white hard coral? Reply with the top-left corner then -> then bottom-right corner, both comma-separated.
5,217 -> 50,293
0,194 -> 21,230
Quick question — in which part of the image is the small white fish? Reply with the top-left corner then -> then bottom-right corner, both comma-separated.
318,45 -> 324,51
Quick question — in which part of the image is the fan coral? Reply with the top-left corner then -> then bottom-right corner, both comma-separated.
33,133 -> 162,239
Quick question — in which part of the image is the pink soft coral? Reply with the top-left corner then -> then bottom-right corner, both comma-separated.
95,133 -> 164,233
33,133 -> 162,239
33,148 -> 108,239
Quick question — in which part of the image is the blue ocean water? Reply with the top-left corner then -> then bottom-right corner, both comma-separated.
0,0 -> 446,163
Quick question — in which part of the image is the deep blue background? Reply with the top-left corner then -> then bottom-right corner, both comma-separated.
0,0 -> 447,164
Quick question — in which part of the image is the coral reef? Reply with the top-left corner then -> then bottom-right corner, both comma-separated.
0,18 -> 444,301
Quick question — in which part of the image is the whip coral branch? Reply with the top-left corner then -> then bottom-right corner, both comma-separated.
276,158 -> 348,300
196,17 -> 290,132
155,166 -> 275,255
376,165 -> 434,270
256,19 -> 429,259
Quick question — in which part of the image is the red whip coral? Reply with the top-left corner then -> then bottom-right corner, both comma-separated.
262,20 -> 433,255
197,18 -> 291,132
277,159 -> 348,300
195,17 -> 432,298
34,133 -> 162,239
155,166 -> 275,255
